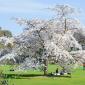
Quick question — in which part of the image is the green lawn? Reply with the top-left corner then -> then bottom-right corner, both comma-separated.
0,64 -> 85,85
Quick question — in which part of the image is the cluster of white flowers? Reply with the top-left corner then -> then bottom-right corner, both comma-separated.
0,19 -> 82,72
15,58 -> 41,71
0,37 -> 15,46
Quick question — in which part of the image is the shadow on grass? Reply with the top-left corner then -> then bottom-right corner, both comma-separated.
3,74 -> 44,79
3,73 -> 71,79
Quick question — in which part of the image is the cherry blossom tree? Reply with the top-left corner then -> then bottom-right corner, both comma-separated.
0,18 -> 82,74
0,4 -> 84,75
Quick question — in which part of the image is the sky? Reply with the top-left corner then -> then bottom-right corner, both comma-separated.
0,0 -> 85,36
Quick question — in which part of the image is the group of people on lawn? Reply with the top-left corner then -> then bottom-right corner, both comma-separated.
50,68 -> 71,76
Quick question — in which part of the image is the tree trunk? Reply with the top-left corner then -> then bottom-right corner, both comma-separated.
83,62 -> 85,70
64,18 -> 67,33
43,59 -> 48,75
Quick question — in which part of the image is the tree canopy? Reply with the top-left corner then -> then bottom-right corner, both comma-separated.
0,4 -> 85,74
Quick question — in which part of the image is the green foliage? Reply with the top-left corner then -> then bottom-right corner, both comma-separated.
0,30 -> 12,37
0,80 -> 8,85
0,27 -> 13,49
0,43 -> 5,49
0,68 -> 8,85
0,27 -> 12,37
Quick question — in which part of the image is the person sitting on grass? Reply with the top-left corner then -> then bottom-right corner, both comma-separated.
56,68 -> 58,74
60,70 -> 64,75
60,68 -> 66,75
